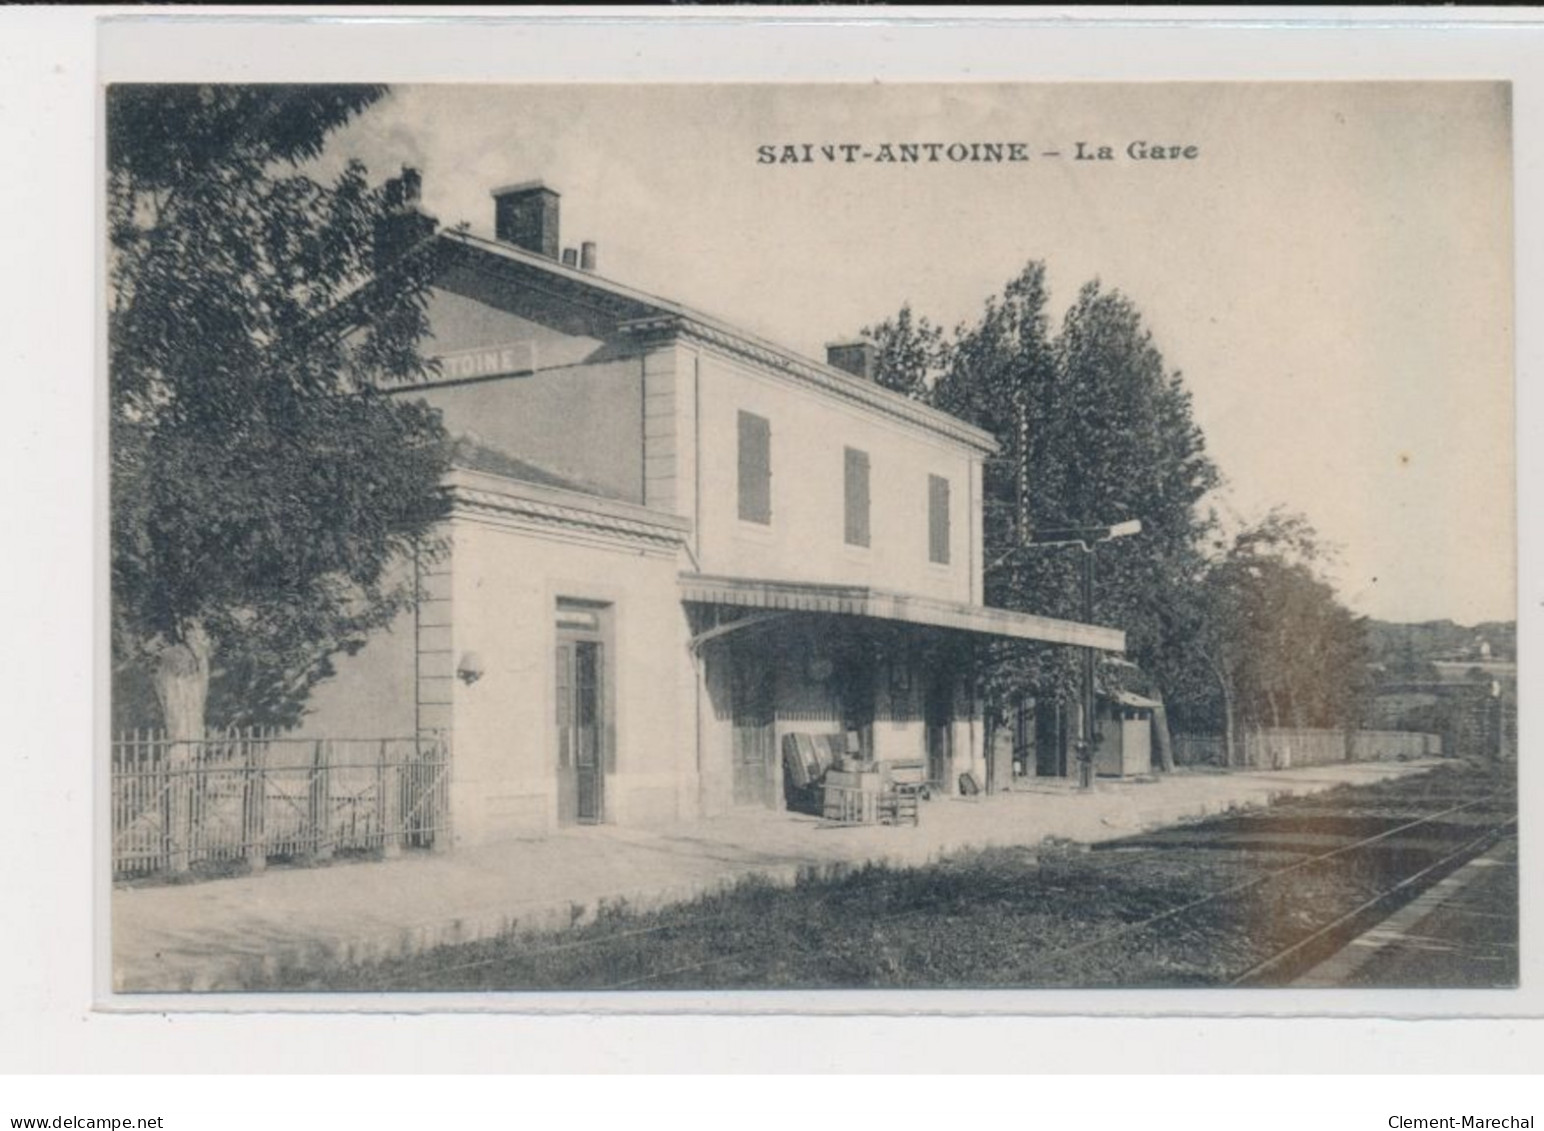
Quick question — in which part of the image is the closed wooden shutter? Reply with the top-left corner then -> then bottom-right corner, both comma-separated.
844,447 -> 870,547
928,474 -> 951,564
738,410 -> 772,524
555,643 -> 573,768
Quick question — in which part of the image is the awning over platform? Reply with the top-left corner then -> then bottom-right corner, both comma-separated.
679,573 -> 1125,652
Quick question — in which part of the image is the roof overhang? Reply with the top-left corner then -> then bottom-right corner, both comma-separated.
448,468 -> 691,557
680,573 -> 1125,653
437,230 -> 999,455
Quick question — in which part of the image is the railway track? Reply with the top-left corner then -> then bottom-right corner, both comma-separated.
1038,776 -> 1517,987
348,763 -> 1517,991
1229,815 -> 1515,986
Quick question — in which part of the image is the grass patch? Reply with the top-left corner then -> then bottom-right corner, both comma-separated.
245,762 -> 1514,992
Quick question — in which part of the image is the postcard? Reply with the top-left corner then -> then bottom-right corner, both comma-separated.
100,74 -> 1520,1012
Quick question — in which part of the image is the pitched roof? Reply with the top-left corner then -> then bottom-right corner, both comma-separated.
449,435 -> 620,501
439,230 -> 999,455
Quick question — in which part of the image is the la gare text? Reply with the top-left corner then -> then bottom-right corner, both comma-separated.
756,141 -> 1200,165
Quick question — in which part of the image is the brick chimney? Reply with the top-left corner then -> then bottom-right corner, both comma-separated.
492,181 -> 560,259
375,166 -> 434,274
383,166 -> 422,212
826,340 -> 877,382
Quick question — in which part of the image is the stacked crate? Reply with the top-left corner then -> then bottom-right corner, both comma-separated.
822,766 -> 881,824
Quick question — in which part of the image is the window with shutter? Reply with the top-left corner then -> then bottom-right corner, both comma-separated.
737,411 -> 772,524
844,447 -> 870,547
928,474 -> 951,564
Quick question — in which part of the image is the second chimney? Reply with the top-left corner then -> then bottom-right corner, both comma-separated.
826,340 -> 877,382
492,181 -> 560,259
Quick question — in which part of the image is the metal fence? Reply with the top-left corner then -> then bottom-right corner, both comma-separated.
112,730 -> 450,879
1172,733 -> 1229,768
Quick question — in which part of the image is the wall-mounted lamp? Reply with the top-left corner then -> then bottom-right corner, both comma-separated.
456,651 -> 485,686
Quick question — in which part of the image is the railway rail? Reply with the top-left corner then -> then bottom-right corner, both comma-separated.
1230,814 -> 1515,986
1061,773 -> 1517,987
340,763 -> 1516,991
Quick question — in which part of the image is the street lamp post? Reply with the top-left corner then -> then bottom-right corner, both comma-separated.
1078,540 -> 1097,787
1023,520 -> 1142,789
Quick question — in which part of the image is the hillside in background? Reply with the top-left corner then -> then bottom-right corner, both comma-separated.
1365,619 -> 1516,670
1362,618 -> 1515,760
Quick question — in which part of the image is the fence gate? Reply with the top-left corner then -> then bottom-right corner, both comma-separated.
400,734 -> 451,848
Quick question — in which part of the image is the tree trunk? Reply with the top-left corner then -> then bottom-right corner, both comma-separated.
1221,683 -> 1237,769
1151,692 -> 1176,773
152,622 -> 210,873
1267,689 -> 1284,768
1208,655 -> 1237,770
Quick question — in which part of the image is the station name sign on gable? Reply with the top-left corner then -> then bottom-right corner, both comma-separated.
430,341 -> 537,383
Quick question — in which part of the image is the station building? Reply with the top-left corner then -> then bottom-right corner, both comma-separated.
299,175 -> 1125,846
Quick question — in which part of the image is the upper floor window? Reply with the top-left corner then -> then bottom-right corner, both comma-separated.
737,410 -> 772,525
844,447 -> 871,548
928,474 -> 951,564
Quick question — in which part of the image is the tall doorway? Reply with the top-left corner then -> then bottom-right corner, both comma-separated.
729,641 -> 777,809
833,643 -> 876,762
556,601 -> 610,824
1035,699 -> 1068,777
925,678 -> 954,792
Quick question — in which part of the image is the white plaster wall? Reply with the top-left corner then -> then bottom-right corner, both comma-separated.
687,347 -> 983,603
446,517 -> 693,845
694,645 -> 734,819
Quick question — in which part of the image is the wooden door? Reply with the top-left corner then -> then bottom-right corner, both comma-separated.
1035,701 -> 1067,777
925,679 -> 954,791
574,641 -> 604,822
730,645 -> 776,808
556,638 -> 606,824
833,647 -> 876,762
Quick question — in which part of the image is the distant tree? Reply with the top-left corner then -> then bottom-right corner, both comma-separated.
862,302 -> 949,400
109,84 -> 452,739
1178,510 -> 1372,762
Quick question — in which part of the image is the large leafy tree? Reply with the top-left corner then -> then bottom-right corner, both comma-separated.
876,266 -> 1220,717
865,268 -> 1372,767
109,84 -> 452,738
1047,282 -> 1219,685
862,302 -> 948,400
922,264 -> 1070,703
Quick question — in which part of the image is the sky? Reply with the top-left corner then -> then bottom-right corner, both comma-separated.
320,82 -> 1515,625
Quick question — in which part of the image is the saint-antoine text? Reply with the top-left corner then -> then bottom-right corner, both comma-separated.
756,141 -> 1201,165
